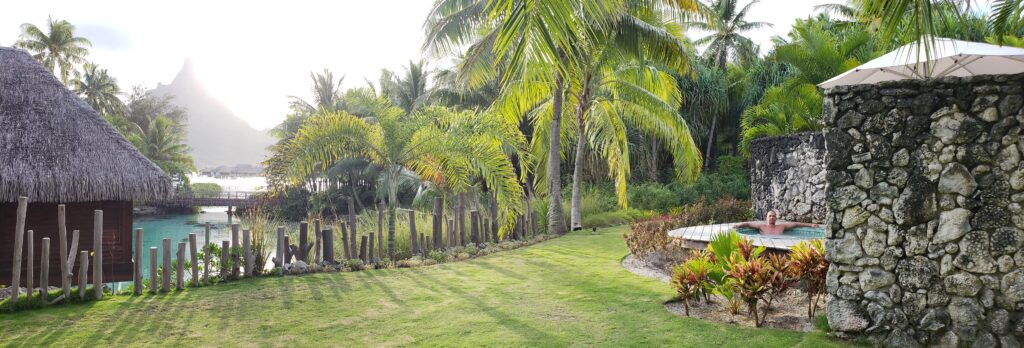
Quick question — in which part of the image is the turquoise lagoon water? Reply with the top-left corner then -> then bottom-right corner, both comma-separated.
132,207 -> 290,280
735,226 -> 825,239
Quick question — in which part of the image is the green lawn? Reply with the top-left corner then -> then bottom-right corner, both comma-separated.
0,226 -> 848,347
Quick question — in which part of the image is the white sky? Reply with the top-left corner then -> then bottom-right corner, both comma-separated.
2,0 -> 830,131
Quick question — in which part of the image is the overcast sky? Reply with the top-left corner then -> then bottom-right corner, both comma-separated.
2,0 -> 831,130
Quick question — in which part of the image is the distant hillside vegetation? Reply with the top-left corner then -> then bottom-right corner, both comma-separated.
152,60 -> 274,170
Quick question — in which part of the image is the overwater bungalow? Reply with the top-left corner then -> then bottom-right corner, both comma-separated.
0,47 -> 171,285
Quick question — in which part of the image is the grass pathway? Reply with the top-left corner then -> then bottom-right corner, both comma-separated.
0,226 -> 849,347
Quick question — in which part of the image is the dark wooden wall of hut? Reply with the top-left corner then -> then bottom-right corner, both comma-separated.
0,201 -> 134,286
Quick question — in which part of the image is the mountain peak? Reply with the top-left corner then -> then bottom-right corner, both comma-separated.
171,58 -> 199,85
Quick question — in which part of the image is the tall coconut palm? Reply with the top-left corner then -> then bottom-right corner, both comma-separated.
73,63 -> 126,117
282,95 -> 525,259
14,17 -> 92,85
687,0 -> 770,168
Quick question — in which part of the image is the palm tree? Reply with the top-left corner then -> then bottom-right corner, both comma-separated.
282,96 -> 525,259
425,0 -> 700,233
380,60 -> 432,114
287,69 -> 345,116
134,115 -> 196,184
772,15 -> 873,85
14,17 -> 92,85
73,63 -> 126,117
739,80 -> 823,155
687,0 -> 770,168
861,0 -> 1024,55
494,5 -> 701,229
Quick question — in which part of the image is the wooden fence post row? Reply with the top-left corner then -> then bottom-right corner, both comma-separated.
243,230 -> 253,277
11,197 -> 26,302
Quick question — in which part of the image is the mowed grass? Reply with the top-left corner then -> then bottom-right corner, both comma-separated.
0,226 -> 849,347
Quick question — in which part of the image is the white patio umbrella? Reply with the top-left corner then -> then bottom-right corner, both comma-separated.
819,37 -> 1024,89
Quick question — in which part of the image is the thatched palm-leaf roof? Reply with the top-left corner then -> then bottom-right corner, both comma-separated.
0,47 -> 171,202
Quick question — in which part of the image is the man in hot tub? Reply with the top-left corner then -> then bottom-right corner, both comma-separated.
732,210 -> 819,235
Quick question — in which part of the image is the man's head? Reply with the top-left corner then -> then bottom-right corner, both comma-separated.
766,210 -> 778,225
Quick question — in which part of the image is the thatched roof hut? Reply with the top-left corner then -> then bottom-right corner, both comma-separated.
0,47 -> 171,202
0,47 -> 171,285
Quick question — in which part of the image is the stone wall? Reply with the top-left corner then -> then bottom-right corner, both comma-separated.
749,132 -> 827,223
823,73 -> 1024,347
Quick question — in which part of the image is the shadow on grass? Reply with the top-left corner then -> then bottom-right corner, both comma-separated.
411,269 -> 565,345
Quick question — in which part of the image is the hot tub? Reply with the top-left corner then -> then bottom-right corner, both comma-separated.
668,222 -> 824,251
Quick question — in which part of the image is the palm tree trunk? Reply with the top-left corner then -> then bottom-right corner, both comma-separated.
547,73 -> 569,234
704,116 -> 717,170
387,168 -> 398,260
569,84 -> 590,231
348,171 -> 365,211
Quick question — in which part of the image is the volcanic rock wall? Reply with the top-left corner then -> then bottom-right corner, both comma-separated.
749,132 -> 827,223
823,74 -> 1024,346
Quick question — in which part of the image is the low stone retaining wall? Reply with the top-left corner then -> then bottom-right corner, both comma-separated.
823,73 -> 1024,346
749,132 -> 827,223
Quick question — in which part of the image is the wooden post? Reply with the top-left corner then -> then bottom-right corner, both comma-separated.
425,236 -> 432,254
162,238 -> 171,292
298,221 -> 308,262
313,219 -> 322,263
189,233 -> 199,286
27,230 -> 34,299
482,218 -> 489,243
243,230 -> 253,277
134,229 -> 144,295
359,236 -> 368,263
369,232 -> 376,262
419,234 -> 426,256
276,226 -> 285,275
340,224 -> 351,260
322,229 -> 335,263
204,222 -> 211,284
490,194 -> 499,242
457,193 -> 466,246
221,240 -> 230,279
408,210 -> 419,256
525,198 -> 534,236
433,197 -> 443,250
471,211 -> 480,245
376,202 -> 384,261
40,237 -> 50,302
348,197 -> 358,257
176,242 -> 185,290
58,205 -> 72,302
79,251 -> 89,299
149,247 -> 157,294
231,223 -> 240,278
93,210 -> 103,300
11,196 -> 26,302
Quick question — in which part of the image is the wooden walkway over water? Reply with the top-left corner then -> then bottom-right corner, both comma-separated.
147,191 -> 258,208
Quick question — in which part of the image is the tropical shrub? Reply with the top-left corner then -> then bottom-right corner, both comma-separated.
628,183 -> 682,212
624,215 -> 675,259
789,239 -> 829,318
726,254 -> 773,327
673,197 -> 752,227
671,252 -> 712,316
